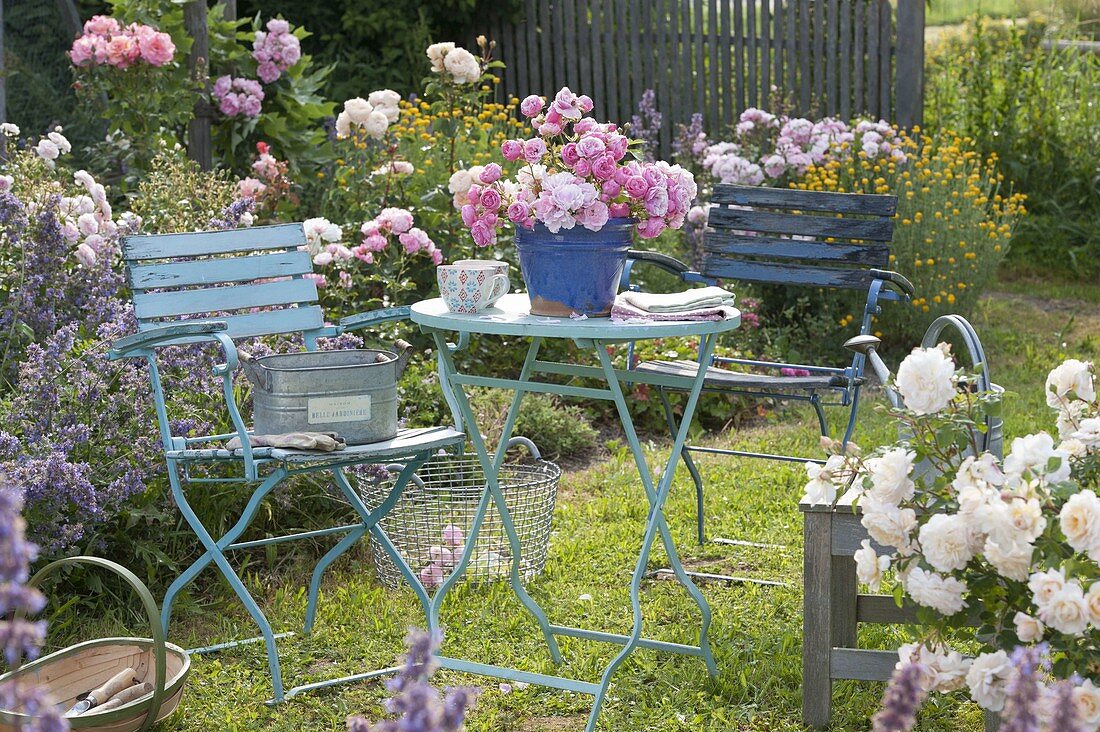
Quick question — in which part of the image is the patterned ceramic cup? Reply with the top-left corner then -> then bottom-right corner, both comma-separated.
437,263 -> 509,314
452,259 -> 510,305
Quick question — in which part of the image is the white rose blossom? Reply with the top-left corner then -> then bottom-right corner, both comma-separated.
983,538 -> 1034,582
904,567 -> 968,616
1073,680 -> 1100,728
853,539 -> 890,592
800,454 -> 847,506
1028,568 -> 1067,608
1074,418 -> 1100,449
965,650 -> 1013,712
1060,489 -> 1100,561
1085,583 -> 1100,627
865,447 -> 916,506
860,497 -> 918,553
426,42 -> 456,72
442,46 -> 481,84
918,513 -> 976,573
1013,611 -> 1045,642
897,642 -> 971,693
1038,582 -> 1090,636
895,344 -> 957,415
1004,432 -> 1071,487
1046,359 -> 1095,408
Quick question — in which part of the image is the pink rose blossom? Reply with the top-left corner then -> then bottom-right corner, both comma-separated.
636,217 -> 667,239
561,143 -> 580,167
520,95 -> 544,117
538,121 -> 562,136
602,180 -> 622,197
507,201 -> 530,223
576,135 -> 606,158
480,163 -> 502,184
461,204 -> 477,227
69,37 -> 98,66
577,94 -> 594,113
572,159 -> 591,177
470,219 -> 496,247
430,248 -> 444,265
105,34 -> 139,68
303,272 -> 327,288
501,140 -> 523,161
591,154 -> 617,181
480,188 -> 502,210
609,202 -> 631,218
523,138 -> 547,163
577,201 -> 610,231
138,31 -> 175,66
84,15 -> 120,37
573,118 -> 598,134
624,176 -> 649,198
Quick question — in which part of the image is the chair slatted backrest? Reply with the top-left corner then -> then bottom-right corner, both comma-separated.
700,185 -> 897,290
122,223 -> 326,345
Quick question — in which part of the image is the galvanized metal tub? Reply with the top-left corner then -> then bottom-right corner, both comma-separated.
240,344 -> 411,445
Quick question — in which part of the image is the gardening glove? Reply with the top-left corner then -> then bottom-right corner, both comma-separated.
226,431 -> 347,452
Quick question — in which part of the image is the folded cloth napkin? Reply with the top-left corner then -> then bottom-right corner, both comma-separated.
620,286 -> 735,313
226,432 -> 347,452
610,298 -> 737,322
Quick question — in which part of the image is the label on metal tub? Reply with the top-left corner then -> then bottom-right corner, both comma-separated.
307,395 -> 372,424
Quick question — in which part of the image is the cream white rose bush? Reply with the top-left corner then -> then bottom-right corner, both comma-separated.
803,346 -> 1100,722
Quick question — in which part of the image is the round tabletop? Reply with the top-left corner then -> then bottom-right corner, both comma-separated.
410,294 -> 741,340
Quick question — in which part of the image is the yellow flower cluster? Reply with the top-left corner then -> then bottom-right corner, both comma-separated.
387,98 -> 525,163
791,127 -> 1026,338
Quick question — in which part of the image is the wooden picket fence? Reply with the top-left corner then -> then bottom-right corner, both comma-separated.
468,0 -> 925,154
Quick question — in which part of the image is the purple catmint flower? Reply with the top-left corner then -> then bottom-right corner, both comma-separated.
872,661 -> 928,732
1047,679 -> 1085,732
207,197 -> 255,230
1002,645 -> 1047,732
628,89 -> 662,161
347,629 -> 478,732
0,476 -> 66,730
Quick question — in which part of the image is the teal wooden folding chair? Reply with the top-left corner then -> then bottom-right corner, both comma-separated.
108,223 -> 464,702
621,185 -> 914,550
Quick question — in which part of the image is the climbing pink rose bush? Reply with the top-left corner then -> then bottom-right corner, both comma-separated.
460,87 -> 697,246
213,76 -> 265,119
252,18 -> 302,84
69,16 -> 175,69
802,349 -> 1100,717
697,107 -> 905,186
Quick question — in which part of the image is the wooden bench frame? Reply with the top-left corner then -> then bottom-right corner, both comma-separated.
801,495 -> 998,731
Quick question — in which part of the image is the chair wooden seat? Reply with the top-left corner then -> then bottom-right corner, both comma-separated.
169,426 -> 464,464
634,359 -> 854,393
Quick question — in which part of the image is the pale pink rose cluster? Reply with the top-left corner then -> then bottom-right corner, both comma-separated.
60,168 -> 117,267
460,87 -> 697,243
69,16 -> 175,69
213,76 -> 265,119
702,108 -> 905,186
252,19 -> 301,84
418,524 -> 466,588
426,42 -> 481,85
353,208 -> 441,265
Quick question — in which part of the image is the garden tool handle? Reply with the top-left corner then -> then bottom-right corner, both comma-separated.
236,349 -> 270,391
28,556 -> 167,732
394,339 -> 415,379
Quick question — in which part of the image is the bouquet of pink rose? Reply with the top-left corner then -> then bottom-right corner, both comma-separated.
458,87 -> 697,247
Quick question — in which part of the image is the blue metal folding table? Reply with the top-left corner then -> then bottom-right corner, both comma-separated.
409,293 -> 741,731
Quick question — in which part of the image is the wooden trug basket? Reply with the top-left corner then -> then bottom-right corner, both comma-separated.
0,556 -> 191,731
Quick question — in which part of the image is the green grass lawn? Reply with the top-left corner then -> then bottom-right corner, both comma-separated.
70,278 -> 1100,731
923,0 -> 1026,26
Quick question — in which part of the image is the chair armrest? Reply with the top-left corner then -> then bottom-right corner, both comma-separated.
626,249 -> 692,276
869,269 -> 915,299
338,306 -> 412,332
108,321 -> 229,359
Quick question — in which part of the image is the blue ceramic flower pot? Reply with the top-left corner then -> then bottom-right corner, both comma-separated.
514,218 -> 634,317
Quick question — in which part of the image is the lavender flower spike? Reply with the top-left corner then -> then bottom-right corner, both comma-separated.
872,661 -> 928,732
1047,679 -> 1085,732
1001,645 -> 1046,732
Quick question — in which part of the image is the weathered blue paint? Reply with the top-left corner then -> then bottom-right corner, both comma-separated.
515,218 -> 634,317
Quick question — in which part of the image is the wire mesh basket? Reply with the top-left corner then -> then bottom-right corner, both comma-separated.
360,437 -> 560,589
